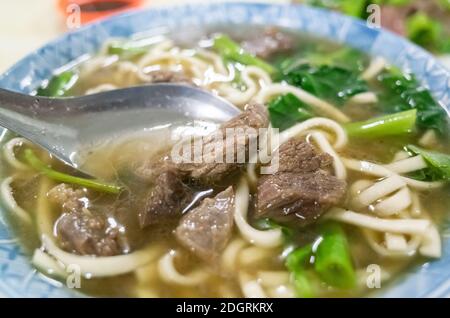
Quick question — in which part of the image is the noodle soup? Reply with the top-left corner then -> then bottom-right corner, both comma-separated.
2,26 -> 449,298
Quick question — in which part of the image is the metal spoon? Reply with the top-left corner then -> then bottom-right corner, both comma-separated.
0,84 -> 240,176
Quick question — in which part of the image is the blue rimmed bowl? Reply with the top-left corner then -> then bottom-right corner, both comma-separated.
0,2 -> 449,298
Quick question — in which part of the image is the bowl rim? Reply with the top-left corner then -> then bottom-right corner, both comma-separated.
0,1 -> 449,298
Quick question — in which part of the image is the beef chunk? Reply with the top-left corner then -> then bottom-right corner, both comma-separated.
256,139 -> 346,226
140,103 -> 267,228
146,70 -> 193,85
175,187 -> 234,263
49,184 -> 125,256
242,27 -> 294,59
257,171 -> 346,226
129,154 -> 173,185
56,211 -> 123,256
176,102 -> 269,183
276,139 -> 333,173
138,166 -> 191,228
48,184 -> 86,213
221,101 -> 269,131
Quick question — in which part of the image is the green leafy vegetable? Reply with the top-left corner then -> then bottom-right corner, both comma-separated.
344,109 -> 417,138
24,149 -> 122,194
268,93 -> 313,130
406,12 -> 442,49
406,169 -> 440,182
277,47 -> 367,74
309,47 -> 367,72
254,218 -> 294,240
378,71 -> 448,134
285,244 -> 316,298
212,34 -> 276,74
107,42 -> 149,57
36,71 -> 77,97
279,64 -> 368,105
314,222 -> 356,289
406,145 -> 450,181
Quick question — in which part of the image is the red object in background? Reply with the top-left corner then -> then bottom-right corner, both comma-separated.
58,0 -> 144,25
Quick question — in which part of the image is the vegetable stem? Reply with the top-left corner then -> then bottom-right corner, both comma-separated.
285,223 -> 356,295
24,149 -> 122,194
36,71 -> 77,97
212,34 -> 276,74
285,244 -> 316,298
107,42 -> 148,57
344,109 -> 417,138
314,223 -> 356,289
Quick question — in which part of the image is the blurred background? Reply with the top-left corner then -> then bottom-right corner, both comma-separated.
0,0 -> 448,72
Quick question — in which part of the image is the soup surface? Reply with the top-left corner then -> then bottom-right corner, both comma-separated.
2,25 -> 450,298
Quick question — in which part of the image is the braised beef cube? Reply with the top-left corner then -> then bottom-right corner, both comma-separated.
276,139 -> 332,173
128,156 -> 176,185
221,102 -> 269,131
138,167 -> 191,228
256,171 -> 346,226
56,212 -> 123,256
175,187 -> 234,263
176,102 -> 269,184
146,70 -> 193,85
49,184 -> 125,256
47,183 -> 87,213
256,137 -> 346,226
242,27 -> 294,59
